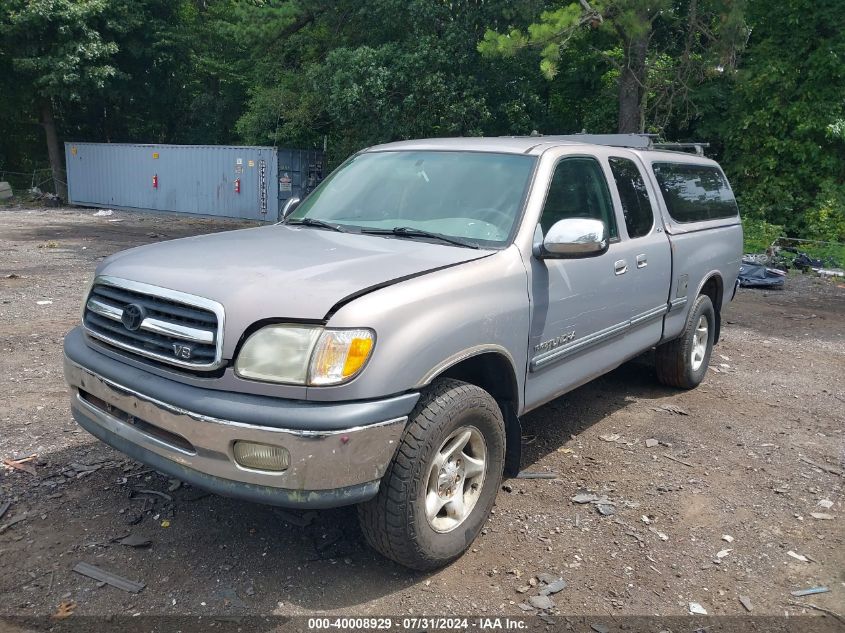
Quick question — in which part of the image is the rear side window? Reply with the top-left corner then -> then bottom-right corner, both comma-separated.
608,157 -> 653,238
652,162 -> 738,223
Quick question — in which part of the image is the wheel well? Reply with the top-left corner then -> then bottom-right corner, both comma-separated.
699,275 -> 723,343
437,352 -> 522,476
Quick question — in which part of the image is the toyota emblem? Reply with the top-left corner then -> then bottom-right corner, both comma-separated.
121,303 -> 146,331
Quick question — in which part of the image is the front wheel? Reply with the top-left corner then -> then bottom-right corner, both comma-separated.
655,294 -> 715,389
357,378 -> 505,570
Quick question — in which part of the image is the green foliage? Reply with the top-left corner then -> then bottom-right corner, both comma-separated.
805,183 -> 845,243
713,0 -> 845,238
1,0 -> 119,100
742,217 -> 783,253
0,0 -> 841,245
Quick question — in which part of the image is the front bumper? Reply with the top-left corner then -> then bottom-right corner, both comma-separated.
63,328 -> 419,509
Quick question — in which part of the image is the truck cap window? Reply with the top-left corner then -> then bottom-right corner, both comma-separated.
652,162 -> 739,223
539,157 -> 618,239
609,157 -> 654,238
288,151 -> 536,247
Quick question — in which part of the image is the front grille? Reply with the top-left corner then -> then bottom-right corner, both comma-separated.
82,277 -> 224,370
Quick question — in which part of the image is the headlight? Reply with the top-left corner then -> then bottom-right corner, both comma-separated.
308,328 -> 375,385
235,325 -> 374,386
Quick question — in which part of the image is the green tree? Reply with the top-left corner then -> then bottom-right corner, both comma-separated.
479,0 -> 747,134
1,0 -> 121,199
713,0 -> 845,237
235,0 -> 549,165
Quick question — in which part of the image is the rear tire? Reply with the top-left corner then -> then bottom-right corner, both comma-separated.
357,378 -> 505,570
655,294 -> 715,389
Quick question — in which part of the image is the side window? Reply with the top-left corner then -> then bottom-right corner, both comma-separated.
652,162 -> 739,223
608,157 -> 654,238
539,157 -> 618,239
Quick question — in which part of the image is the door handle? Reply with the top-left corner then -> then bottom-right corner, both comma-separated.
636,254 -> 647,268
614,259 -> 628,275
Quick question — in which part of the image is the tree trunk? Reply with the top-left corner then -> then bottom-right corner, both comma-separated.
617,32 -> 649,133
40,100 -> 67,201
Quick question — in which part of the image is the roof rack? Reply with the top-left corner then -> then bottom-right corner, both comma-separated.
506,132 -> 710,156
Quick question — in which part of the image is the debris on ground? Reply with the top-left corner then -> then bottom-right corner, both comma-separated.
0,499 -> 10,521
51,600 -> 76,619
817,499 -> 834,509
653,404 -> 689,416
645,438 -> 659,448
570,491 -> 619,517
738,261 -> 786,288
799,457 -> 843,477
810,512 -> 834,520
590,625 -> 609,633
72,562 -> 145,593
663,453 -> 694,468
273,508 -> 318,528
0,512 -> 27,534
599,433 -> 621,442
528,594 -> 554,610
722,534 -> 735,543
117,533 -> 152,548
3,455 -> 37,475
716,548 -> 732,558
596,503 -> 616,516
790,586 -> 830,597
739,595 -> 753,612
516,471 -> 559,479
539,579 -> 567,596
649,527 -> 669,541
688,601 -> 708,615
93,210 -> 114,217
786,600 -> 845,623
786,551 -> 809,563
131,489 -> 173,502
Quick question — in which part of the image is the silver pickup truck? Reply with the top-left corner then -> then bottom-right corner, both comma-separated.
64,135 -> 742,570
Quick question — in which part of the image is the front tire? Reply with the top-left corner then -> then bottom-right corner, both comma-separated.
655,294 -> 715,389
357,378 -> 505,570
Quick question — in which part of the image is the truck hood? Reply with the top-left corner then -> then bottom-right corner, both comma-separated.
98,224 -> 490,350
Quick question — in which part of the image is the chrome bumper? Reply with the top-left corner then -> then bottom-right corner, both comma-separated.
64,358 -> 407,499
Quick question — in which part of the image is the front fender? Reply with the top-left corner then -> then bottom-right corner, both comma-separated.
306,247 -> 531,410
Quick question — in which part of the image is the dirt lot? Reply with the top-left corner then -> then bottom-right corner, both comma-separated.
1,208 -> 843,625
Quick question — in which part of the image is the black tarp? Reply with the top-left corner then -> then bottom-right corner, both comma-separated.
738,262 -> 786,288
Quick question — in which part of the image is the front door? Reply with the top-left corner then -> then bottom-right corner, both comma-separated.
524,154 -> 661,410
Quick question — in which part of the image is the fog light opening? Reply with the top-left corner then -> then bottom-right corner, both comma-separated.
233,441 -> 290,472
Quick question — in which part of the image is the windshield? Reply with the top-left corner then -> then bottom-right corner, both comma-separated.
288,150 -> 536,247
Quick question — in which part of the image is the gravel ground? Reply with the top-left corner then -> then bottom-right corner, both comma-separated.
0,207 -> 843,625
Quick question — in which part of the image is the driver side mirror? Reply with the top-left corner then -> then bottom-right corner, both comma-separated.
280,197 -> 301,221
534,218 -> 609,258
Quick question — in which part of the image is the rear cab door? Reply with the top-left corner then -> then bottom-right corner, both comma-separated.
604,151 -> 672,340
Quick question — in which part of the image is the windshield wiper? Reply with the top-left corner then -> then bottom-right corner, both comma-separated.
287,217 -> 347,232
361,226 -> 479,249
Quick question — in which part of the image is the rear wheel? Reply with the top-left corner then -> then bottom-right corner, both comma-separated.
655,294 -> 715,389
357,378 -> 505,570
